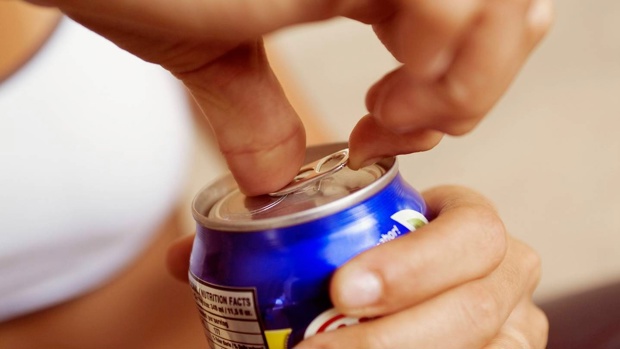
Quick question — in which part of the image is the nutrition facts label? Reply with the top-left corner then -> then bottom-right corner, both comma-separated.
189,274 -> 268,349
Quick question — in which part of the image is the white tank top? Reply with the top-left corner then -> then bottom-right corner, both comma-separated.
0,18 -> 194,321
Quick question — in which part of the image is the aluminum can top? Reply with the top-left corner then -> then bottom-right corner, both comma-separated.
192,142 -> 399,231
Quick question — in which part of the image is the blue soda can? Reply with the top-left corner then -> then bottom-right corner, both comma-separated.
189,142 -> 427,349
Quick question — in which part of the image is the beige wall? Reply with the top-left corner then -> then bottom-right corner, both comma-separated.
266,0 -> 620,300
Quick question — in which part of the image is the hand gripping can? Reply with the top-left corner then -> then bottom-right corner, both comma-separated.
189,142 -> 428,349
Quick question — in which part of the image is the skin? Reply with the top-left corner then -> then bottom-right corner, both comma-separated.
2,0 -> 552,347
0,0 -> 61,82
26,0 -> 553,195
0,210 -> 208,349
0,3 -> 330,348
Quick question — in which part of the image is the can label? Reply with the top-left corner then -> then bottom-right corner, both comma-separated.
189,276 -> 270,349
304,308 -> 369,338
188,278 -> 367,349
380,209 -> 427,244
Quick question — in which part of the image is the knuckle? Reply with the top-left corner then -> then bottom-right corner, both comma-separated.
522,245 -> 542,276
532,305 -> 550,345
463,205 -> 508,267
518,242 -> 543,287
458,284 -> 503,336
526,0 -> 555,41
437,79 -> 487,135
515,302 -> 549,349
478,208 -> 508,263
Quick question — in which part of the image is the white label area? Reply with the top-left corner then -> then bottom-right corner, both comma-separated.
189,274 -> 267,349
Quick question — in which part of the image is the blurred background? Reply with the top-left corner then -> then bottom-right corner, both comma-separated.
187,0 -> 620,301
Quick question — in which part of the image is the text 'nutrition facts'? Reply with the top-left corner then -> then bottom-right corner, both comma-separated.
190,274 -> 268,349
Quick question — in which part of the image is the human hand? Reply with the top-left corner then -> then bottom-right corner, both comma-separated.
298,185 -> 548,349
30,0 -> 552,195
167,185 -> 547,348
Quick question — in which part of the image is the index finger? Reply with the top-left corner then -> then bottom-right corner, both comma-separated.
29,0 -> 391,195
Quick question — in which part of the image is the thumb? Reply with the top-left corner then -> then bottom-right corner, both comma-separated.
178,39 -> 306,196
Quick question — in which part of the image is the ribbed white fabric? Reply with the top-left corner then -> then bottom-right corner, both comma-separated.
0,18 -> 194,321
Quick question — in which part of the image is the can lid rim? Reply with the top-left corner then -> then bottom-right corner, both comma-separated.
191,144 -> 400,232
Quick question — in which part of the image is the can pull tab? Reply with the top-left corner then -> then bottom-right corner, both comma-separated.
269,149 -> 349,197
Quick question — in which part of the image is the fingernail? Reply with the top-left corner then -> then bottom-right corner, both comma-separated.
359,157 -> 382,169
337,267 -> 382,309
347,152 -> 381,170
